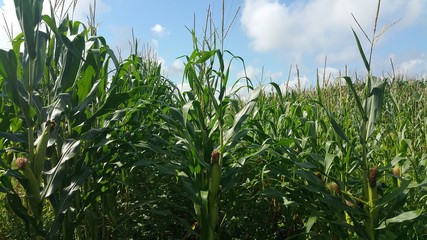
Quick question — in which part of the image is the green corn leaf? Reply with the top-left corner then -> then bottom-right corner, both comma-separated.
6,193 -> 32,234
365,77 -> 386,140
73,79 -> 101,116
195,49 -> 216,64
0,50 -> 17,81
42,15 -> 84,60
76,65 -> 96,103
0,132 -> 27,143
352,28 -> 370,72
32,31 -> 49,89
268,81 -> 284,105
316,71 -> 323,104
260,188 -> 286,198
54,34 -> 85,94
14,0 -> 43,60
343,76 -> 367,121
0,50 -> 34,126
377,179 -> 409,206
59,168 -> 92,214
306,216 -> 318,233
0,171 -> 19,194
324,152 -> 337,176
224,86 -> 261,144
377,209 -> 423,229
41,140 -> 81,199
46,167 -> 92,237
182,100 -> 194,127
85,90 -> 130,125
325,108 -> 350,145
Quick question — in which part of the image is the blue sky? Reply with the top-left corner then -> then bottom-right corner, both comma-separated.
1,0 -> 427,89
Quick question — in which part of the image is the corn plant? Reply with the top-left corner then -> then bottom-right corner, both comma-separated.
0,0 -> 142,238
309,1 -> 426,239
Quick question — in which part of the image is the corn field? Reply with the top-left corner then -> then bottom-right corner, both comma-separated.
0,0 -> 426,239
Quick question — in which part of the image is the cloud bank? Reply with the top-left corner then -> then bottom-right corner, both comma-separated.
240,0 -> 427,65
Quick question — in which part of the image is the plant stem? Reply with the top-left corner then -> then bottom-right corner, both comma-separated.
367,183 -> 378,240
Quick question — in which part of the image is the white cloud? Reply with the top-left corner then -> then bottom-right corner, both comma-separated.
316,67 -> 344,86
161,58 -> 185,82
237,65 -> 284,84
397,57 -> 427,77
237,65 -> 261,80
400,59 -> 424,72
317,67 -> 340,80
260,75 -> 309,94
240,0 -> 427,64
0,0 -> 110,50
269,71 -> 283,81
151,24 -> 168,37
171,58 -> 185,73
284,75 -> 308,91
69,0 -> 110,21
176,81 -> 191,93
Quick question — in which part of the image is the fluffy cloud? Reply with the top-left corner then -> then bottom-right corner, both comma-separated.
237,65 -> 283,83
237,65 -> 261,80
159,58 -> 185,82
151,24 -> 168,37
240,0 -> 427,64
397,57 -> 427,77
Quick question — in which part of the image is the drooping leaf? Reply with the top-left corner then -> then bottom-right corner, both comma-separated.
6,193 -> 32,234
54,33 -> 85,94
0,131 -> 27,144
352,28 -> 370,72
325,109 -> 350,145
224,86 -> 261,144
365,77 -> 386,140
343,76 -> 367,121
85,90 -> 130,124
377,179 -> 409,206
14,0 -> 43,59
324,152 -> 337,176
41,140 -> 81,199
306,216 -> 318,233
0,50 -> 35,125
377,209 -> 423,229
47,167 -> 92,237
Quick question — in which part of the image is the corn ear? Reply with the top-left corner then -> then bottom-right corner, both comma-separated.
208,150 -> 221,233
367,167 -> 379,239
209,163 -> 220,197
33,120 -> 54,182
393,165 -> 401,187
12,157 -> 41,218
208,166 -> 219,231
209,150 -> 220,196
209,201 -> 219,232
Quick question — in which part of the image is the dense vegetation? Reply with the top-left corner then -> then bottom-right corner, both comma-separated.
1,0 -> 426,239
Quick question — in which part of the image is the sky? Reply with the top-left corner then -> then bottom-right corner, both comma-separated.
1,0 -> 427,89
